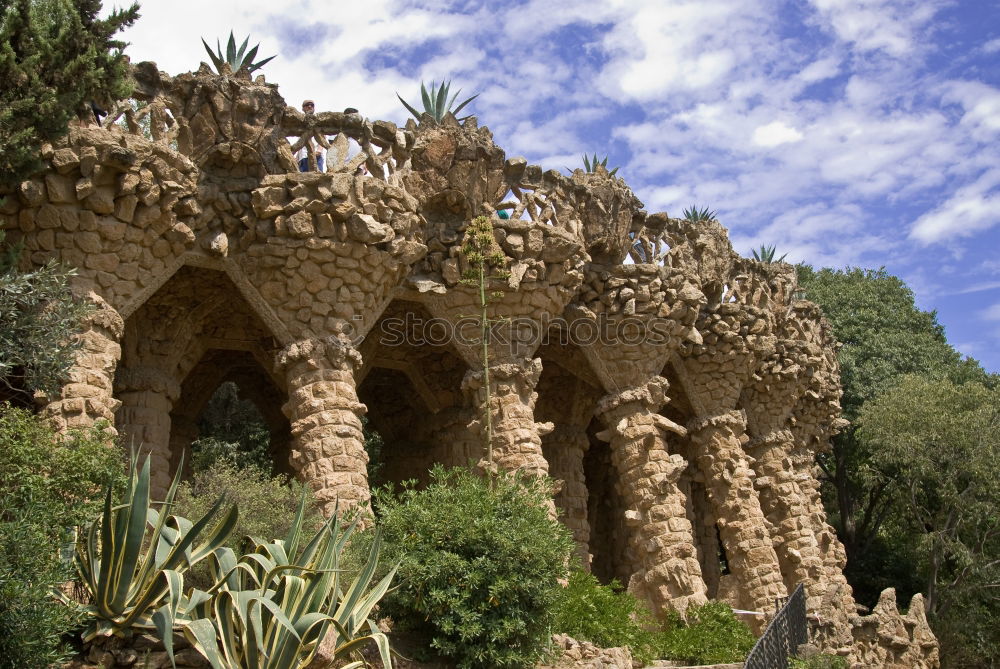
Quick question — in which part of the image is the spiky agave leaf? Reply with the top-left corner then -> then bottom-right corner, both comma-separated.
682,205 -> 717,222
578,154 -> 620,177
201,31 -> 275,74
751,244 -> 788,263
398,79 -> 479,123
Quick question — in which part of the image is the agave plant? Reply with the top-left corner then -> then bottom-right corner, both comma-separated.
751,244 -> 788,263
581,153 -> 619,177
70,453 -> 238,642
397,80 -> 478,123
201,31 -> 276,75
158,493 -> 397,669
682,205 -> 717,222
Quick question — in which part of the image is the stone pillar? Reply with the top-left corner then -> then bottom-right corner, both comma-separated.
688,410 -> 787,615
545,423 -> 591,567
745,428 -> 825,593
276,337 -> 369,517
115,365 -> 181,497
595,377 -> 708,615
461,357 -> 552,479
39,293 -> 123,433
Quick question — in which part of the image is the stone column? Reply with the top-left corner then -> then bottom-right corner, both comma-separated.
115,365 -> 181,497
276,337 -> 370,517
39,293 -> 123,433
595,377 -> 708,615
461,357 -> 552,480
544,423 -> 592,567
688,410 -> 787,615
745,428 -> 825,592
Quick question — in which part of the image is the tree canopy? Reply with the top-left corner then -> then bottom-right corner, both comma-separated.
0,0 -> 139,186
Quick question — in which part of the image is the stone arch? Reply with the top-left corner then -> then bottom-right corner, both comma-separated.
355,299 -> 471,488
171,348 -> 291,478
114,264 -> 286,494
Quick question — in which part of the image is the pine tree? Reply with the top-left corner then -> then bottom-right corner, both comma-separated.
0,0 -> 139,186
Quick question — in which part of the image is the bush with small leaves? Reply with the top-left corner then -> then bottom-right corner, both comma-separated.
374,466 -> 574,669
0,404 -> 125,667
657,601 -> 755,665
551,570 -> 659,664
789,653 -> 850,669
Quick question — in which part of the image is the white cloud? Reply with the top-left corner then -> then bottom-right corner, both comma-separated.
752,121 -> 804,148
806,0 -> 945,57
910,170 -> 1000,244
981,304 -> 1000,321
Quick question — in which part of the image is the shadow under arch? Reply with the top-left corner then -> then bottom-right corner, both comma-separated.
114,264 -> 287,493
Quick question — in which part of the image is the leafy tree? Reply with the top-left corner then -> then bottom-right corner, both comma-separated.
858,376 -> 1000,666
796,266 -> 989,594
190,381 -> 272,472
0,0 -> 139,187
0,231 -> 93,405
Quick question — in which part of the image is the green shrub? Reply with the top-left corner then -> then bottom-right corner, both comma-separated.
657,601 -> 755,664
0,404 -> 125,667
374,466 -> 574,669
551,570 -> 659,664
0,507 -> 81,669
790,653 -> 850,669
171,462 -> 324,588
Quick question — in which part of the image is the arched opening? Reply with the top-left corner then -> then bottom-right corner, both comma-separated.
584,416 -> 629,585
355,300 -> 470,489
173,348 -> 291,478
114,265 -> 285,491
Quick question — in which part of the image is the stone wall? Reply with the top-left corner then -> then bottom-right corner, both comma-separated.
0,61 -> 937,667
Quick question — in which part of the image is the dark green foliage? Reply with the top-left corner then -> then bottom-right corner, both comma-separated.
1,231 -> 93,402
551,570 -> 659,664
656,601 -> 755,665
790,653 -> 850,669
682,205 -> 716,222
0,509 -> 80,669
374,466 -> 574,669
859,376 -> 1000,666
796,265 -> 986,590
190,382 -> 272,473
0,404 -> 125,667
397,80 -> 478,123
0,0 -> 139,186
799,265 -> 999,666
200,31 -> 275,74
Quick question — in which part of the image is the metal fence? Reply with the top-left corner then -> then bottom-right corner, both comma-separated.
744,583 -> 808,669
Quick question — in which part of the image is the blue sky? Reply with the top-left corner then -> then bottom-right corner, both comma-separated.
115,0 -> 1000,372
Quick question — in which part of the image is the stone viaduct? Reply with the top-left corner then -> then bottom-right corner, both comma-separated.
0,61 -> 937,667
